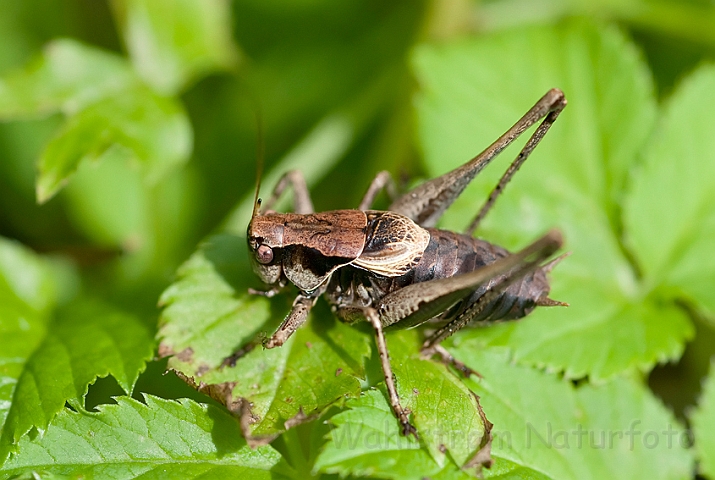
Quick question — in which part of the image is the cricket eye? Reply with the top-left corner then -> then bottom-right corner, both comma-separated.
256,245 -> 274,264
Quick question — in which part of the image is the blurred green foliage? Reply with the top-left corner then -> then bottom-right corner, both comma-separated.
1,0 -> 715,478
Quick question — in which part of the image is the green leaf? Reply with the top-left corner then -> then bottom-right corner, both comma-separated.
0,39 -> 137,119
0,298 -> 154,464
0,237 -> 60,313
484,457 -> 551,480
389,331 -> 489,467
160,237 -> 491,471
56,127 -> 200,281
61,144 -> 149,249
314,330 -> 490,476
624,64 -> 715,315
449,347 -> 693,480
691,360 -> 715,478
0,237 -> 59,454
36,85 -> 192,202
0,38 -> 193,203
222,313 -> 371,438
474,0 -> 715,51
458,294 -> 691,381
412,19 -> 693,380
314,390 -> 475,480
113,0 -> 239,95
158,234 -> 372,439
0,395 -> 284,479
415,20 -> 655,224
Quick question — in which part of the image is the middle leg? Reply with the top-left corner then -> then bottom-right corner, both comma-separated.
348,306 -> 418,438
262,170 -> 314,214
358,170 -> 398,211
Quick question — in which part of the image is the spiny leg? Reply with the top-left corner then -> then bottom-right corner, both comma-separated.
389,89 -> 567,228
264,295 -> 314,348
359,306 -> 418,439
358,170 -> 398,210
466,93 -> 567,235
262,170 -> 314,214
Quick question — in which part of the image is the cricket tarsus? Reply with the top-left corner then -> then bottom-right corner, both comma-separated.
232,89 -> 568,438
221,337 -> 262,368
248,286 -> 283,298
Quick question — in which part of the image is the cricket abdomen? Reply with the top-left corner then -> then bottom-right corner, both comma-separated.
327,228 -> 551,325
404,228 -> 550,323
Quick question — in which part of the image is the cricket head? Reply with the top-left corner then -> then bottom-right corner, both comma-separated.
247,198 -> 284,287
248,202 -> 369,293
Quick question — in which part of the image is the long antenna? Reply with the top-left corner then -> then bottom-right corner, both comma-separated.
251,104 -> 264,219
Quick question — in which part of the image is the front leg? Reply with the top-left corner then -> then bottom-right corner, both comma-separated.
221,294 -> 313,368
248,278 -> 288,298
264,294 -> 314,348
